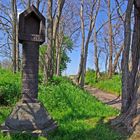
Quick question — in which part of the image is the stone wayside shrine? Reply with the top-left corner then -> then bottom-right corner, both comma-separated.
1,5 -> 57,135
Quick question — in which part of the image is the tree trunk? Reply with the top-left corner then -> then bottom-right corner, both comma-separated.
108,0 -> 113,78
27,0 -> 31,8
80,26 -> 93,87
11,0 -> 17,73
16,20 -> 20,72
44,0 -> 65,83
77,0 -> 85,84
53,0 -> 65,41
56,44 -> 61,76
112,45 -> 123,74
105,53 -> 109,72
79,0 -> 100,87
16,40 -> 20,71
121,0 -> 134,114
111,0 -> 140,133
55,33 -> 63,76
94,29 -> 100,81
44,0 -> 53,83
36,0 -> 40,9
53,0 -> 65,76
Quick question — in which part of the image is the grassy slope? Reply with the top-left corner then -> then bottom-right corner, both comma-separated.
0,71 -> 125,139
85,70 -> 121,95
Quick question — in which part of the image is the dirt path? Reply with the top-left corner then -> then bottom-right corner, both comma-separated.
70,78 -> 121,110
84,85 -> 121,110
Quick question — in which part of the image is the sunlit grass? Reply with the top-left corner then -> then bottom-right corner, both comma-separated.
85,70 -> 121,95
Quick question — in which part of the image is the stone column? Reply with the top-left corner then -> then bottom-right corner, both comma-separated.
1,5 -> 57,135
22,42 -> 39,103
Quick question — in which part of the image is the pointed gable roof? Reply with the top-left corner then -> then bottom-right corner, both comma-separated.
19,5 -> 45,22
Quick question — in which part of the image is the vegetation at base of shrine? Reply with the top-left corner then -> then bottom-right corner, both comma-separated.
0,69 -> 125,140
85,69 -> 121,96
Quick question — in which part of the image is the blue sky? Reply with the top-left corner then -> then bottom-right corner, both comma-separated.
0,0 -> 126,75
65,39 -> 97,76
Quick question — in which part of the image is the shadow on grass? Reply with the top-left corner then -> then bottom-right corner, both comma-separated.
48,117 -> 128,140
5,133 -> 38,140
57,89 -> 97,122
0,116 -> 127,140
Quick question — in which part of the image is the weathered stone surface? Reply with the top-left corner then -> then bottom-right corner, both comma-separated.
22,43 -> 39,102
19,5 -> 45,44
19,34 -> 45,43
1,102 -> 57,133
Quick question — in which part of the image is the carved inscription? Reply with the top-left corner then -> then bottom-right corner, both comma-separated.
19,33 -> 45,43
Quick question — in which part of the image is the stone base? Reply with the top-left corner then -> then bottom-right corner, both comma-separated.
1,102 -> 57,135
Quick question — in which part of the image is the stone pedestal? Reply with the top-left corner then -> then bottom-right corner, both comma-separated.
1,102 -> 57,135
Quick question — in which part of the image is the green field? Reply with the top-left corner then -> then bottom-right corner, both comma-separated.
0,69 -> 125,140
85,70 -> 122,95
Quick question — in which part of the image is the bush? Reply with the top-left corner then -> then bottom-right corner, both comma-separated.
85,69 -> 96,85
0,69 -> 21,105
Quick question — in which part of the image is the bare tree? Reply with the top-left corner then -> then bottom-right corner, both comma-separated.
53,0 -> 65,76
44,0 -> 53,83
44,0 -> 65,82
36,0 -> 41,9
55,0 -> 80,76
11,0 -> 17,73
55,26 -> 64,76
107,0 -> 113,77
77,0 -> 101,87
95,0 -> 125,75
0,3 -> 12,59
76,0 -> 85,85
93,28 -> 100,81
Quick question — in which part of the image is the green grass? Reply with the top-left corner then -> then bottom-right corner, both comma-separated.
85,70 -> 121,95
0,70 -> 125,140
0,69 -> 21,105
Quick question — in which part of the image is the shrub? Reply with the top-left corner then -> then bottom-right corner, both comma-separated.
85,69 -> 96,84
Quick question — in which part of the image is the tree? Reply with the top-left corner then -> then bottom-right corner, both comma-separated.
111,0 -> 140,133
93,0 -> 125,76
0,3 -> 12,60
55,28 -> 64,76
44,0 -> 65,83
11,0 -> 17,73
107,0 -> 113,78
44,0 -> 53,83
0,0 -> 21,72
77,0 -> 101,88
93,28 -> 100,81
55,0 -> 80,76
